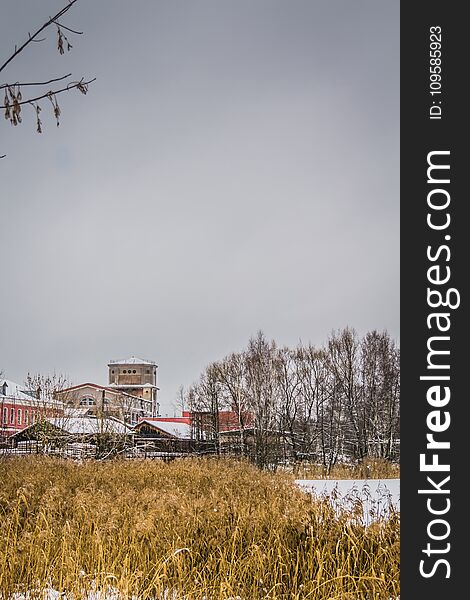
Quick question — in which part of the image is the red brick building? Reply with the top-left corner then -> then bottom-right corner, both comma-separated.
0,379 -> 63,439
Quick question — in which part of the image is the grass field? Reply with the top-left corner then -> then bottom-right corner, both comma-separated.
0,457 -> 399,600
288,458 -> 400,481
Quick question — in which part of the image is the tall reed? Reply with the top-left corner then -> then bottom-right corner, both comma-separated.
0,456 -> 399,599
291,458 -> 400,480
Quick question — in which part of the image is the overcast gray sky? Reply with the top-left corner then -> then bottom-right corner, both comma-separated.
1,0 -> 399,415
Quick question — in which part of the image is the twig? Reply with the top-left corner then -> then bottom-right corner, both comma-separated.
0,77 -> 96,108
0,74 -> 72,90
53,21 -> 83,35
0,0 -> 79,74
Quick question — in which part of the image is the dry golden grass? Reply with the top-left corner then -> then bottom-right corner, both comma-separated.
0,456 -> 399,599
290,458 -> 400,481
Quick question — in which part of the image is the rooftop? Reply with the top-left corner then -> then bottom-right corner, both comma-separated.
108,383 -> 159,389
1,379 -> 35,402
48,416 -> 133,436
136,419 -> 192,439
108,356 -> 157,366
1,379 -> 61,406
57,382 -> 152,400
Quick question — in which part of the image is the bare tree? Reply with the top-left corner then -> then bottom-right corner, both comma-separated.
21,372 -> 71,451
183,328 -> 400,469
1,0 -> 95,157
327,328 -> 364,459
273,346 -> 303,462
186,365 -> 225,452
325,328 -> 401,462
174,385 -> 186,415
215,352 -> 250,456
245,331 -> 279,468
360,330 -> 400,459
297,345 -> 332,465
24,371 -> 69,416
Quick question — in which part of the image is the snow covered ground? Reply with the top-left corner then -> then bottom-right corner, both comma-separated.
294,478 -> 400,524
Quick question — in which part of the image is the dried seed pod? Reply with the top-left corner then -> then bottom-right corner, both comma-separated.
57,30 -> 64,54
77,81 -> 88,95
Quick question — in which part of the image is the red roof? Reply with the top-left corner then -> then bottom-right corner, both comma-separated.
141,410 -> 253,431
141,416 -> 191,425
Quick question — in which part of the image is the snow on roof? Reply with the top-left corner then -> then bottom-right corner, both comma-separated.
108,383 -> 158,389
137,419 -> 192,439
48,416 -> 133,436
108,356 -> 156,366
1,379 -> 36,401
64,407 -> 93,418
0,379 -> 63,406
58,383 -> 153,400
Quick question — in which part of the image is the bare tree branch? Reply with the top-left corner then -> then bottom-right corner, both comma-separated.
53,21 -> 83,35
0,74 -> 72,91
1,1 -> 94,156
1,77 -> 95,109
0,0 -> 79,75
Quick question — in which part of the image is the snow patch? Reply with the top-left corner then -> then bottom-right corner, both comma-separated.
295,478 -> 400,524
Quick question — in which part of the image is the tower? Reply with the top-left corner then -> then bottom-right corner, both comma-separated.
107,356 -> 159,416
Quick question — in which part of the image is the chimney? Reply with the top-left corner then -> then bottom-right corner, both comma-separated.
1,381 -> 8,396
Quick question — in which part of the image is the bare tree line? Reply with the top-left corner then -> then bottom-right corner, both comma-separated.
185,328 -> 400,470
2,328 -> 399,467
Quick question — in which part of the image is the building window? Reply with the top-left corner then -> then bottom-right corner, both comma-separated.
2,407 -> 7,424
17,409 -> 22,425
10,408 -> 14,424
25,411 -> 29,425
133,369 -> 136,373
111,370 -> 115,374
79,397 -> 96,406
